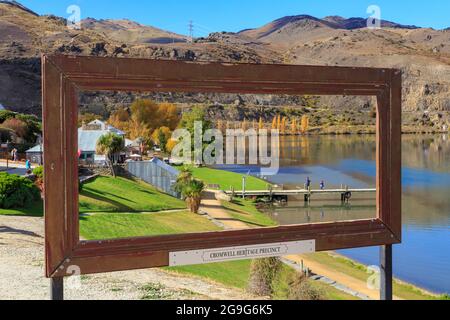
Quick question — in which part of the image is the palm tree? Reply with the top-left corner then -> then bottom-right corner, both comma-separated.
96,133 -> 125,177
174,167 -> 205,214
183,179 -> 205,214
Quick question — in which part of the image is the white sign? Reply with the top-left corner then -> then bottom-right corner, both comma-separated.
169,240 -> 316,267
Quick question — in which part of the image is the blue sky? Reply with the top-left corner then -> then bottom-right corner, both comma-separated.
20,0 -> 449,36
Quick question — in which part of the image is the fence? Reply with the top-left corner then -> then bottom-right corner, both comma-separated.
126,160 -> 181,198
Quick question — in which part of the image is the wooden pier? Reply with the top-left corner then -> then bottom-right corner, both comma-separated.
225,187 -> 377,203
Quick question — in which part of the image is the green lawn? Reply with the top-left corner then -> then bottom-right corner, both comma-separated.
187,167 -> 270,191
79,176 -> 186,214
80,211 -> 221,240
169,260 -> 252,289
221,198 -> 277,228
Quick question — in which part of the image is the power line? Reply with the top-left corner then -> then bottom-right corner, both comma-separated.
188,20 -> 194,42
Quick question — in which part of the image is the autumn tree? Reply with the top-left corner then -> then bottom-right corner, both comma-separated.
259,117 -> 264,131
152,126 -> 172,152
271,117 -> 277,130
159,102 -> 180,130
301,115 -> 310,134
291,118 -> 297,134
130,99 -> 159,130
128,117 -> 152,141
108,107 -> 130,134
281,117 -> 287,134
277,115 -> 282,130
2,118 -> 27,139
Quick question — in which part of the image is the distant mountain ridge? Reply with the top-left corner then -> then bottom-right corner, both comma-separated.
0,1 -> 449,130
238,14 -> 421,40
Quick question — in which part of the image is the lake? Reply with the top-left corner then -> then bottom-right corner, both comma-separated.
218,134 -> 450,294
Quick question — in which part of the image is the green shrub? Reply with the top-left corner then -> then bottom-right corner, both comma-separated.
33,166 -> 44,179
247,258 -> 282,296
0,172 -> 40,209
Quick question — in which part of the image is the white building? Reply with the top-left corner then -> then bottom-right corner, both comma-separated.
78,120 -> 125,164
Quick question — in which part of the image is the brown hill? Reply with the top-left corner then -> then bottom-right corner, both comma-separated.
81,18 -> 188,44
0,2 -> 449,130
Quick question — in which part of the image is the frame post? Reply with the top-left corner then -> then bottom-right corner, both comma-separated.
380,245 -> 393,300
50,277 -> 64,300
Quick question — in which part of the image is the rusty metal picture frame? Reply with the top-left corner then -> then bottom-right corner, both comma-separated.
42,54 -> 402,278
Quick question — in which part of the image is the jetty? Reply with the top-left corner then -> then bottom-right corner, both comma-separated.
225,187 -> 377,203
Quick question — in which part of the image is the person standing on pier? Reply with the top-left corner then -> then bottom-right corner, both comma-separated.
306,177 -> 311,190
320,181 -> 325,190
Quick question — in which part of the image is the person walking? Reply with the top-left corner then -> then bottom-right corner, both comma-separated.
320,180 -> 325,190
25,159 -> 31,173
11,148 -> 18,162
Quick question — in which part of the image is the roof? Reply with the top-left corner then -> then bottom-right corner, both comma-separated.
150,157 -> 179,176
78,129 -> 111,152
27,128 -> 123,153
26,145 -> 43,153
88,120 -> 125,136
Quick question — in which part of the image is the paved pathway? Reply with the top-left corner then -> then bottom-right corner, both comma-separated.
200,191 -> 248,230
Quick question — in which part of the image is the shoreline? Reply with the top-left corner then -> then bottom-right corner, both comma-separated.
327,252 -> 445,298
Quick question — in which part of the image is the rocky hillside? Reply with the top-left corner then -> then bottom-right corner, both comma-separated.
0,2 -> 449,130
239,14 -> 450,117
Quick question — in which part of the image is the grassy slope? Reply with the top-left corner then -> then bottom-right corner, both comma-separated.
80,211 -> 221,240
304,252 -> 448,300
189,167 -> 269,191
79,176 -> 186,213
221,198 -> 277,228
0,175 -> 186,217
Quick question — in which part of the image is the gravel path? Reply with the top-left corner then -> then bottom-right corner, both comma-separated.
0,215 -> 258,300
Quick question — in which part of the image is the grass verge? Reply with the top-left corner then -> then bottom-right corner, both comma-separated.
0,201 -> 43,217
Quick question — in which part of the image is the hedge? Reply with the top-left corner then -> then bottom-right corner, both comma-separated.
0,172 -> 40,209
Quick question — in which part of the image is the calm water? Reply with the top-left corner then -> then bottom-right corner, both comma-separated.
219,134 -> 450,294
